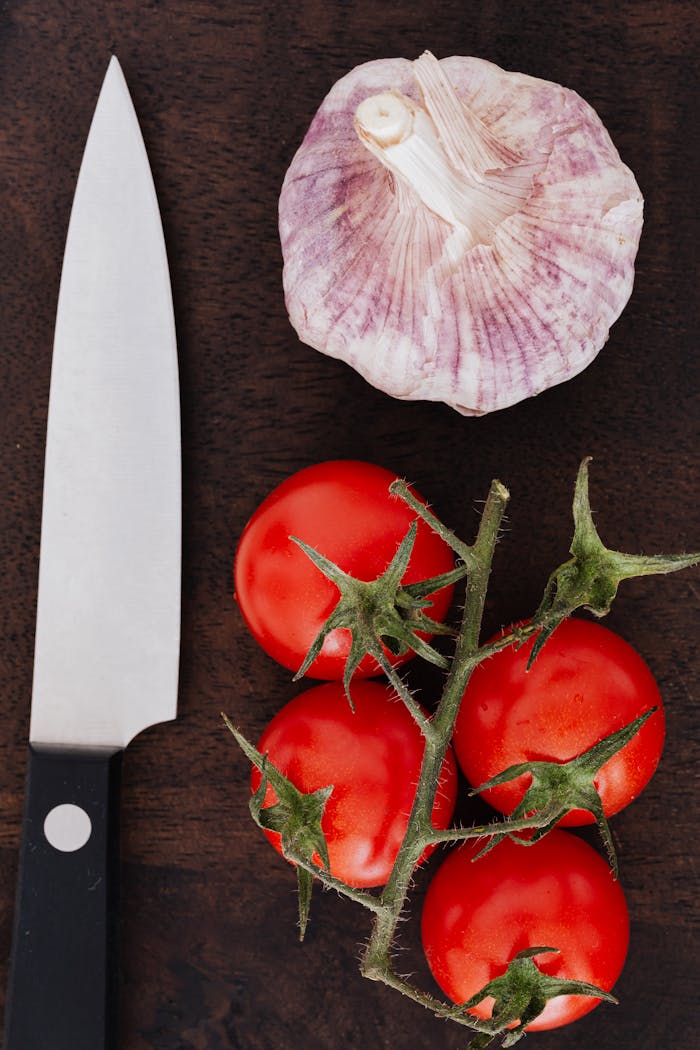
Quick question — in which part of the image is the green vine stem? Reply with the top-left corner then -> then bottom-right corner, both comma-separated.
361,478 -> 509,995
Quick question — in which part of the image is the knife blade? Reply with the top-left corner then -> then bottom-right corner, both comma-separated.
4,56 -> 181,1050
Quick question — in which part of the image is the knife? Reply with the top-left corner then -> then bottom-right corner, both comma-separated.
4,56 -> 181,1050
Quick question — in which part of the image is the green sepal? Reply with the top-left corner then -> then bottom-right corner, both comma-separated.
457,947 -> 617,1048
296,866 -> 314,943
528,458 -> 699,664
291,522 -> 468,702
222,715 -> 333,874
471,708 -> 657,876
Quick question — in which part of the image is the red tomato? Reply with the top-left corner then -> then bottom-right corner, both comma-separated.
453,618 -> 665,824
234,460 -> 455,679
421,831 -> 629,1031
252,680 -> 458,888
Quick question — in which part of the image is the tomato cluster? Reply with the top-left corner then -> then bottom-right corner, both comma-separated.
234,461 -> 665,1038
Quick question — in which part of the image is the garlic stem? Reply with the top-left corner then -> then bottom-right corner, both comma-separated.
354,54 -> 540,250
356,100 -> 478,232
354,92 -> 414,147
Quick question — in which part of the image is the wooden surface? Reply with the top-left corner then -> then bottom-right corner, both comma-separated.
0,2 -> 698,1047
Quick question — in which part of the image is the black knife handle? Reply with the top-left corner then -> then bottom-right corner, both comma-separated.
4,745 -> 122,1050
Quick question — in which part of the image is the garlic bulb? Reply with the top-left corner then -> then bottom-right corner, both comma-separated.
279,52 -> 644,416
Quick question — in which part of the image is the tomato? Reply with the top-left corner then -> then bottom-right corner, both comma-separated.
251,680 -> 458,887
421,831 -> 629,1031
452,618 -> 665,824
234,460 -> 455,679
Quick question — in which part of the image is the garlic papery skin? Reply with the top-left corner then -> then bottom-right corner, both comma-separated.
279,53 -> 644,416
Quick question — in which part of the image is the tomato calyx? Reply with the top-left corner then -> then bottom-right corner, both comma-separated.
455,947 -> 617,1048
292,520 -> 467,699
527,458 -> 699,664
222,716 -> 333,939
470,707 -> 656,876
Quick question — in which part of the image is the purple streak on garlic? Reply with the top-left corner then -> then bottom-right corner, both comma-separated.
279,52 -> 643,415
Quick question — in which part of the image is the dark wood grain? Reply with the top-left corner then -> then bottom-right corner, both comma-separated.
0,2 -> 698,1047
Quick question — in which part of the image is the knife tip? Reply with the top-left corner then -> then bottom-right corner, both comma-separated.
100,53 -> 132,99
